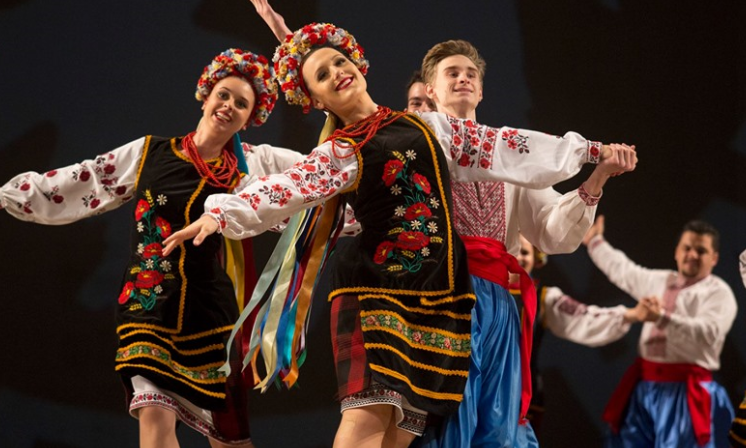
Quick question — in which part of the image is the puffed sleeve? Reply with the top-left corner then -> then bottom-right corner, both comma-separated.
516,184 -> 599,254
543,287 -> 631,347
420,112 -> 602,188
204,140 -> 359,239
0,137 -> 144,224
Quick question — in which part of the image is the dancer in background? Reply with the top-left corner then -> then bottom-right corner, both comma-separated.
0,48 -> 302,448
584,216 -> 736,448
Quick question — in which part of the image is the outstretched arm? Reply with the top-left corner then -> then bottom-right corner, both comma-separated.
542,286 -> 636,347
249,0 -> 292,43
517,144 -> 637,254
0,138 -> 144,223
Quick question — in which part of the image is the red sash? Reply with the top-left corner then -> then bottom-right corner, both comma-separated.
602,358 -> 713,446
460,235 -> 536,425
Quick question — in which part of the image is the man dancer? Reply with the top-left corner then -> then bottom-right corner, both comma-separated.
415,40 -> 636,448
584,216 -> 737,448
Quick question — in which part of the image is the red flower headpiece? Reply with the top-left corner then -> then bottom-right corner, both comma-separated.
196,48 -> 278,127
273,23 -> 369,114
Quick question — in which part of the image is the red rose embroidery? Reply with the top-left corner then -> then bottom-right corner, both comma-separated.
590,146 -> 600,157
46,170 -> 58,177
135,270 -> 164,289
143,243 -> 163,259
403,203 -> 432,221
374,241 -> 396,264
90,198 -> 101,209
20,183 -> 30,191
396,231 -> 430,251
382,159 -> 404,186
115,186 -> 127,196
458,153 -> 471,167
412,174 -> 431,194
135,199 -> 150,221
155,217 -> 171,238
52,195 -> 64,204
104,164 -> 116,175
79,171 -> 91,182
118,282 -> 135,304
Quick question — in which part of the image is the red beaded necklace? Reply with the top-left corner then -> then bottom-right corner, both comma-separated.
326,106 -> 403,159
181,132 -> 240,189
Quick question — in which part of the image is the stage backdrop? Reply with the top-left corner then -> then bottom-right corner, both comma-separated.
0,1 -> 743,447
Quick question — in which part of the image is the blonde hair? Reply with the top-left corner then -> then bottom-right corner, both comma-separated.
420,40 -> 486,85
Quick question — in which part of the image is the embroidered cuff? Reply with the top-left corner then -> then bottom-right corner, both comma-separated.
588,141 -> 602,164
205,208 -> 226,234
578,183 -> 602,206
656,309 -> 671,329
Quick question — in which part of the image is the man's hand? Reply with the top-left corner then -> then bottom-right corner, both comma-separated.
582,215 -> 605,246
162,214 -> 220,256
640,296 -> 663,322
599,143 -> 637,177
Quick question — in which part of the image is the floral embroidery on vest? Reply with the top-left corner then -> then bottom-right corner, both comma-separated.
373,149 -> 442,274
118,189 -> 175,311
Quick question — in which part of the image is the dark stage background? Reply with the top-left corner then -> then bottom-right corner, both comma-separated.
0,1 -> 744,447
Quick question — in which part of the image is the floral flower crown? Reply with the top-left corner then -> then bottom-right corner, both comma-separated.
273,23 -> 369,114
196,48 -> 278,127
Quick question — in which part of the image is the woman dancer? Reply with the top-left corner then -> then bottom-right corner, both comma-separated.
0,48 -> 302,447
163,20 -> 626,448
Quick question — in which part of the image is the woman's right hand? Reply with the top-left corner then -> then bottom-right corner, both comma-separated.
162,214 -> 220,256
249,0 -> 291,43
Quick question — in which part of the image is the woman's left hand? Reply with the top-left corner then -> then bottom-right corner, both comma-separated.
162,214 -> 220,256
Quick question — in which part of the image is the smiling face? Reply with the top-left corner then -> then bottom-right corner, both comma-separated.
300,47 -> 367,117
674,231 -> 719,282
201,76 -> 255,135
426,54 -> 483,119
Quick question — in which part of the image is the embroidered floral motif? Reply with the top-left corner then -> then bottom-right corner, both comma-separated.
71,153 -> 127,207
361,313 -> 470,353
119,190 -> 175,310
588,141 -> 602,164
117,344 -> 226,380
283,151 -> 350,203
238,192 -> 261,210
374,150 -> 442,274
578,182 -> 602,206
501,128 -> 530,154
448,117 -> 500,169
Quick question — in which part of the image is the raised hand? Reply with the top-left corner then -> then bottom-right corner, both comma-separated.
249,0 -> 291,43
582,215 -> 605,246
162,214 -> 220,257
